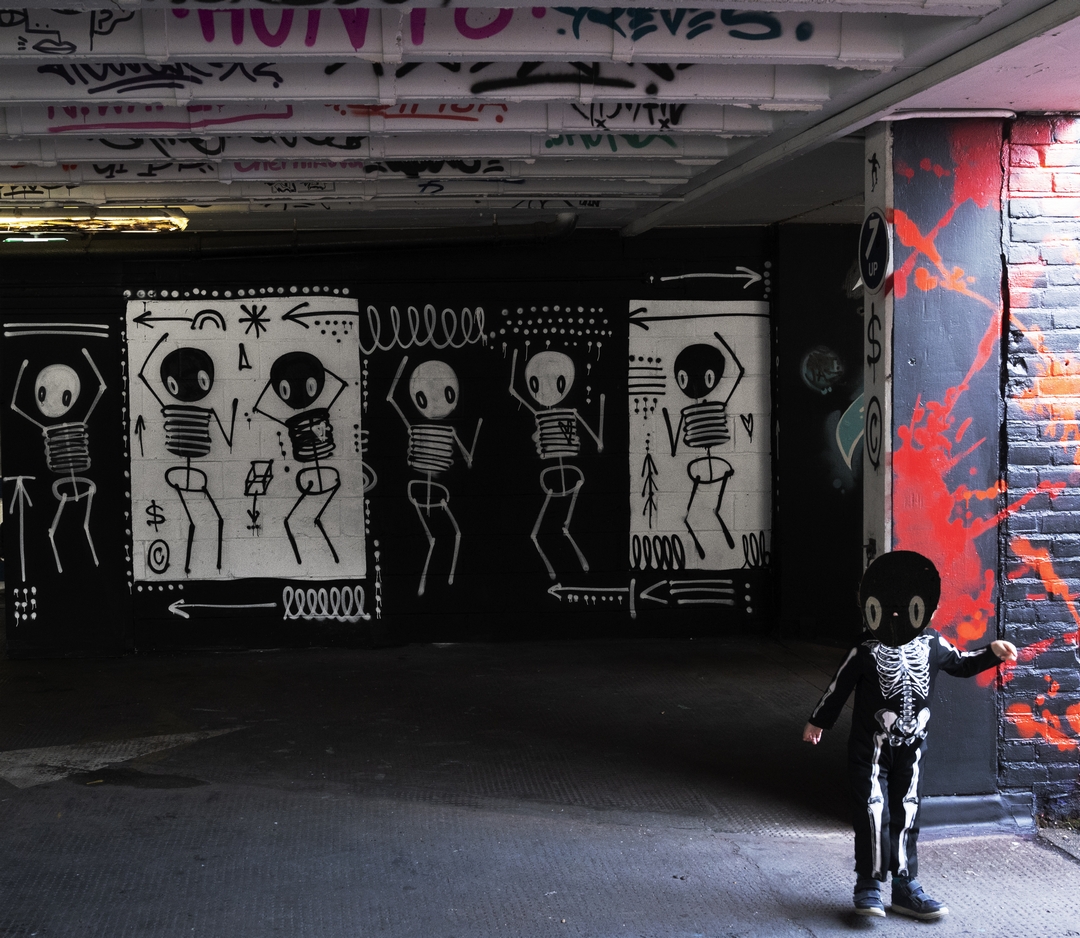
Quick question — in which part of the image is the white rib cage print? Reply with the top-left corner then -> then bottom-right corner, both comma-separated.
871,635 -> 931,726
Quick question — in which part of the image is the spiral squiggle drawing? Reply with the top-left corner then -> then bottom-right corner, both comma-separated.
282,585 -> 370,622
359,304 -> 485,354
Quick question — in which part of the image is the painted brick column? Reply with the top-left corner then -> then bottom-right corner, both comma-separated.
865,119 -> 1006,800
1003,116 -> 1080,821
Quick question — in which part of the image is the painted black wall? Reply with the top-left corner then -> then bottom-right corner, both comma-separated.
2,228 -> 779,655
774,224 -> 864,644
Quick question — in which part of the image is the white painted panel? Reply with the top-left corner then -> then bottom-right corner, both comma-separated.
126,295 -> 367,581
627,299 -> 771,573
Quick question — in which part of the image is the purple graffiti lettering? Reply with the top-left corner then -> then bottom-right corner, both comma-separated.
338,8 -> 370,50
454,8 -> 514,40
250,10 -> 294,48
198,10 -> 244,45
304,11 -> 321,48
410,8 -> 426,45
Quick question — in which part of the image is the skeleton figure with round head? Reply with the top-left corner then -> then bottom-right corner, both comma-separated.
509,349 -> 605,581
661,333 -> 745,561
139,333 -> 238,575
253,350 -> 349,565
387,355 -> 482,596
10,349 -> 106,574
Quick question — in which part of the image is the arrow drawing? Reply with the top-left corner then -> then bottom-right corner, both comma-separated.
629,303 -> 769,331
280,301 -> 358,329
168,599 -> 277,619
547,579 -> 636,619
640,447 -> 659,529
132,308 -> 227,330
134,414 -> 146,457
4,475 -> 34,581
657,268 -> 763,288
640,578 -> 740,607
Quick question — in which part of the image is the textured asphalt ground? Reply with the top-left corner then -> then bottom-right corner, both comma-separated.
1,636 -> 1078,938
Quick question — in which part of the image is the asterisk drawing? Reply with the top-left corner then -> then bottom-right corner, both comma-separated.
239,304 -> 270,338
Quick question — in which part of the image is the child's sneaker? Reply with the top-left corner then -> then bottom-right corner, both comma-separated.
891,877 -> 948,920
853,879 -> 886,917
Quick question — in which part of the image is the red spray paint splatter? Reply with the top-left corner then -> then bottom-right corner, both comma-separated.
892,309 -> 1056,648
893,121 -> 1080,749
1005,702 -> 1078,750
1013,318 -> 1080,463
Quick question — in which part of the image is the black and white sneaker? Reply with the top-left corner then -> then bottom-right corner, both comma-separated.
891,878 -> 948,920
854,880 -> 886,918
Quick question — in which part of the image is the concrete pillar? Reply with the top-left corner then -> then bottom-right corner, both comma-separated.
863,118 -> 1005,798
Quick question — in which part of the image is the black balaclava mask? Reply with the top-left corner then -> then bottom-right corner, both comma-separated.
860,550 -> 941,647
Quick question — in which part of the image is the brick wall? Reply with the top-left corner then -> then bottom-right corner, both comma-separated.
1004,115 -> 1080,821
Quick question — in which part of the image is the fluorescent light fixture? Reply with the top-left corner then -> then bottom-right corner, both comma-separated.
883,109 -> 1017,120
3,235 -> 68,243
0,209 -> 188,234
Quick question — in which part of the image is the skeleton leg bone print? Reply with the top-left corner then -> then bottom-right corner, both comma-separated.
127,297 -> 366,581
628,301 -> 770,572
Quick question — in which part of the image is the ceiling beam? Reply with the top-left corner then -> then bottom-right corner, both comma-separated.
621,0 -> 1080,235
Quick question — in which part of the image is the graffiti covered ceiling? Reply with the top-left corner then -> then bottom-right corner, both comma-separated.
0,0 -> 1054,231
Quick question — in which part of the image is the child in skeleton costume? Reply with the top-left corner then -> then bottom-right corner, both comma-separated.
802,551 -> 1017,921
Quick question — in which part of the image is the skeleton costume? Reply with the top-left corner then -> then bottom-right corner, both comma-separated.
808,552 -> 1000,882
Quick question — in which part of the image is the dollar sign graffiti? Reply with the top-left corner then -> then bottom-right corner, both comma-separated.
145,499 -> 166,531
867,305 -> 883,383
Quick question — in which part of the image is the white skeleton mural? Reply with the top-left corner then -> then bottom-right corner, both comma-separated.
9,348 -> 106,574
126,296 -> 366,581
509,348 -> 605,580
627,300 -> 770,573
387,355 -> 482,596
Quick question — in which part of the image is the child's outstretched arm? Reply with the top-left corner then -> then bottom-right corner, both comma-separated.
937,633 -> 1016,677
802,722 -> 823,745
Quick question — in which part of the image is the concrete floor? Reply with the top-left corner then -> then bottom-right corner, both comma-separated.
1,635 -> 1078,938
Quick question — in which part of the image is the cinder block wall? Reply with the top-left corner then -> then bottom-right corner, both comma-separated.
1004,116 -> 1080,821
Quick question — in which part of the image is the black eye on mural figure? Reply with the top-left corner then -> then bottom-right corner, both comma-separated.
860,550 -> 941,647
673,344 -> 726,400
160,347 -> 215,402
269,350 -> 326,410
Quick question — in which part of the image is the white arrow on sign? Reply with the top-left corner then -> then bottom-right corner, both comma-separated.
168,599 -> 277,619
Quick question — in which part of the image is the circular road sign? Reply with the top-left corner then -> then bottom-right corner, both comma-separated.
859,208 -> 891,295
